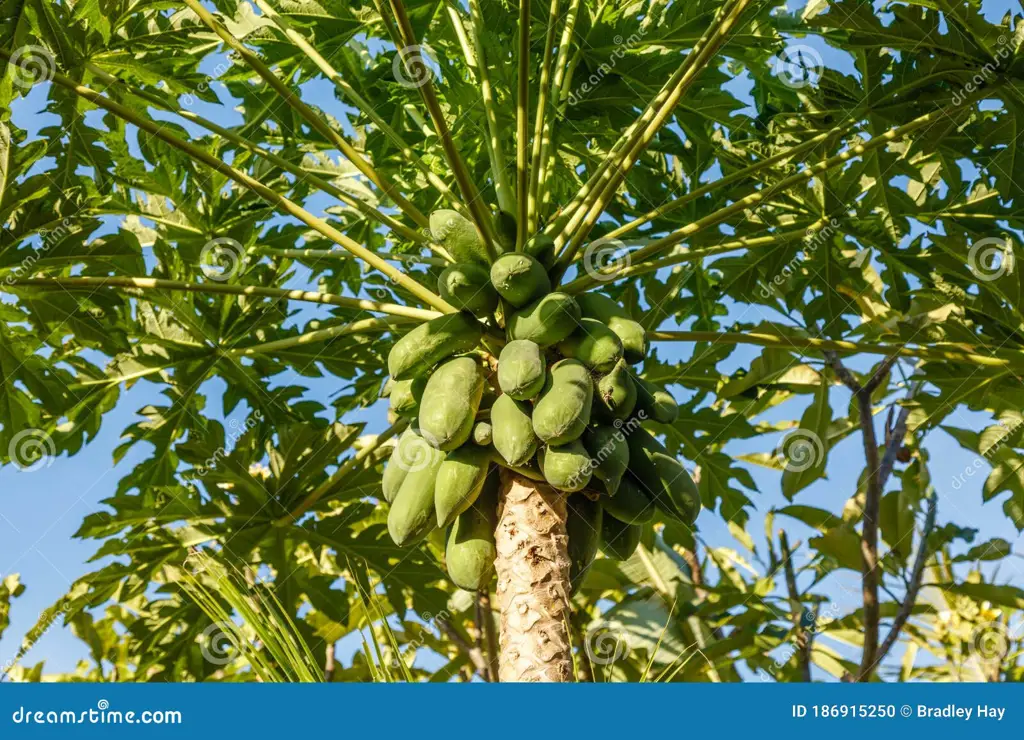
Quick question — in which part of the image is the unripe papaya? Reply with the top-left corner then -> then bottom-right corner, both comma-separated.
491,393 -> 539,466
472,421 -> 493,446
595,359 -> 637,420
600,514 -> 642,560
430,209 -> 488,265
507,292 -> 581,347
418,357 -> 484,450
497,339 -> 546,400
525,234 -> 556,268
387,376 -> 427,418
538,439 -> 593,492
625,427 -> 700,525
532,359 -> 593,445
434,445 -> 492,527
583,425 -> 629,496
556,318 -> 623,372
438,263 -> 498,316
633,374 -> 679,424
599,475 -> 654,525
387,441 -> 446,546
381,429 -> 416,503
576,293 -> 648,364
567,495 -> 603,594
445,470 -> 498,591
388,312 -> 483,381
490,253 -> 551,307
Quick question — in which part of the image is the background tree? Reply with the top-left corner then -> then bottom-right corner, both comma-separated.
1,0 -> 1023,682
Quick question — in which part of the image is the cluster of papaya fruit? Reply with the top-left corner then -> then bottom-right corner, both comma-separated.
379,209 -> 700,592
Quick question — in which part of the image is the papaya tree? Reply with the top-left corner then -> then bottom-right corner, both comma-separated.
2,0 -> 1024,682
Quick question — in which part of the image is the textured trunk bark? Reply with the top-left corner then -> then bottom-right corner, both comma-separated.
494,470 -> 574,682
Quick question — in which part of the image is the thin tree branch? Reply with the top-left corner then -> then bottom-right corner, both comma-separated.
4,277 -> 441,321
516,0 -> 531,250
229,317 -> 411,358
382,0 -> 501,260
779,530 -> 811,682
182,0 -> 429,229
477,590 -> 500,682
255,247 -> 448,267
252,0 -> 467,214
874,491 -> 937,668
437,617 -> 491,680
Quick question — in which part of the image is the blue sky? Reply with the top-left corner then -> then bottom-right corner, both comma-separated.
2,0 -> 1023,679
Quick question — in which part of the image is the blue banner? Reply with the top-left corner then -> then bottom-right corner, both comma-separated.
0,684 -> 1020,738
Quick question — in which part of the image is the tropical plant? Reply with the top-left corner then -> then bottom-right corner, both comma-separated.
1,0 -> 1023,682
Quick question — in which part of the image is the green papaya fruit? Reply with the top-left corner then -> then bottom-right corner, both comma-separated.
632,374 -> 679,424
430,209 -> 489,265
387,376 -> 427,418
494,210 -> 516,252
599,475 -> 654,525
381,429 -> 416,503
556,317 -> 623,372
600,514 -> 642,560
387,441 -> 446,545
472,421 -> 493,446
566,495 -> 603,594
491,393 -> 539,466
418,356 -> 485,450
497,339 -> 546,400
538,439 -> 593,492
583,425 -> 629,495
438,263 -> 499,315
595,359 -> 637,420
532,359 -> 593,445
445,470 -> 499,590
388,312 -> 483,381
625,427 -> 700,525
434,445 -> 492,527
507,292 -> 581,347
490,253 -> 551,307
576,293 -> 648,364
525,234 -> 556,268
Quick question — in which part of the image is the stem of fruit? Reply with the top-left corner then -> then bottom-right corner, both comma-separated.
383,0 -> 502,261
465,0 -> 516,215
494,470 -> 574,682
81,62 -> 443,255
516,0 -> 532,251
526,0 -> 561,236
252,0 -> 468,216
255,247 -> 449,267
228,317 -> 411,357
182,0 -> 429,230
3,277 -> 441,321
15,60 -> 456,313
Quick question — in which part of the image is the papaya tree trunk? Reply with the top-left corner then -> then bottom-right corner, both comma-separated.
494,471 -> 574,681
